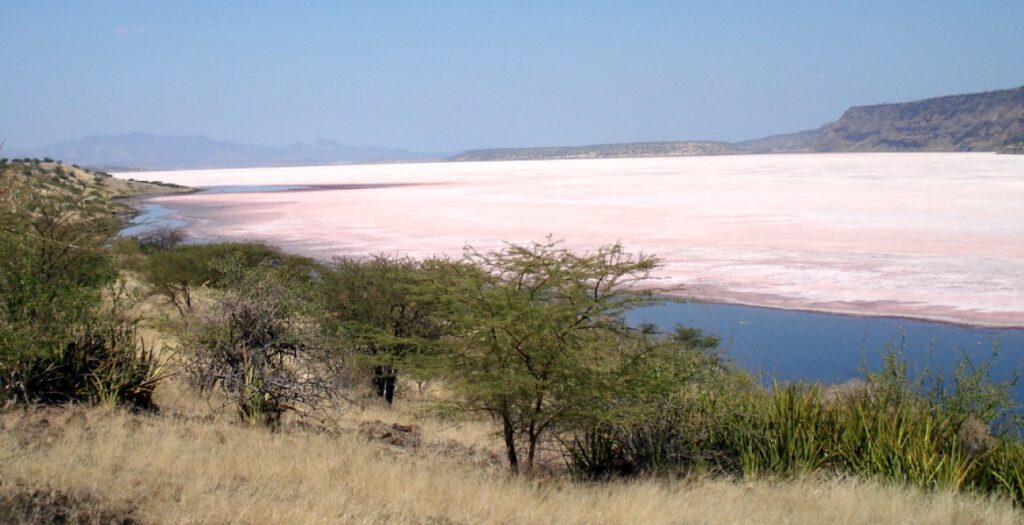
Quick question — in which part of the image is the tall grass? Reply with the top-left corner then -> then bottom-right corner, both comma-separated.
566,348 -> 1024,505
735,385 -> 833,479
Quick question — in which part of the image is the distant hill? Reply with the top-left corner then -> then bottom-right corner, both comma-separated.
451,141 -> 740,162
740,85 -> 1024,153
733,128 -> 825,154
6,133 -> 440,170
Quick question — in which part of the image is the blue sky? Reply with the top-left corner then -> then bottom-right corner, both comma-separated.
2,1 -> 1022,152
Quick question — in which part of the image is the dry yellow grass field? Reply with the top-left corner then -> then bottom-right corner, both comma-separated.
2,394 -> 1023,525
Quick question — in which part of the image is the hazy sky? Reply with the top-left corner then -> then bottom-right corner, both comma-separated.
2,1 -> 1022,152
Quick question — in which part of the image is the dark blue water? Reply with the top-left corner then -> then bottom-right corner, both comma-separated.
628,302 -> 1024,399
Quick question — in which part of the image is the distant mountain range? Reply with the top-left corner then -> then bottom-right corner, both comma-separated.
6,85 -> 1023,169
4,133 -> 440,170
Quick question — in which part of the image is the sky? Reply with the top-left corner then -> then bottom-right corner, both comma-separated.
2,1 -> 1023,152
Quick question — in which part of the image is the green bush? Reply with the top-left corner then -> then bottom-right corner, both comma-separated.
560,335 -> 1024,505
976,441 -> 1024,505
142,242 -> 322,316
0,171 -> 166,409
563,326 -> 741,479
4,318 -> 166,409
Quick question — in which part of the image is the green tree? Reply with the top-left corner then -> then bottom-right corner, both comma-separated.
0,170 -> 116,383
430,239 -> 667,474
142,242 -> 319,317
321,255 -> 452,404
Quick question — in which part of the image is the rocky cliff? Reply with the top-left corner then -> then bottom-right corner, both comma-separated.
813,86 -> 1024,152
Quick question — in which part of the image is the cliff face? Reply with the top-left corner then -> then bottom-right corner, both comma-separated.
813,86 -> 1024,152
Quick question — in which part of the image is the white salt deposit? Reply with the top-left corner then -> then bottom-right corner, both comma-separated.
127,152 -> 1024,327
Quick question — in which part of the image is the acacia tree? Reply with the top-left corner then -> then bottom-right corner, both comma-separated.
321,255 -> 452,404
433,239 -> 668,474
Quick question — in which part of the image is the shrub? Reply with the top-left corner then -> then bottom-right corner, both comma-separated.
724,348 -> 1020,495
563,329 -> 738,479
0,175 -> 120,404
136,227 -> 186,252
142,242 -> 321,317
184,259 -> 341,427
4,317 -> 166,410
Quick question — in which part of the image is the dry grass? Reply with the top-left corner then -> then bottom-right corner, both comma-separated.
1,402 -> 1021,525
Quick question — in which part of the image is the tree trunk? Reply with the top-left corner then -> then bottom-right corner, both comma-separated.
526,425 -> 538,475
502,414 -> 519,475
372,365 -> 397,404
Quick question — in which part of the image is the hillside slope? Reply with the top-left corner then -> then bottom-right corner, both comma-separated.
813,86 -> 1024,152
1002,141 -> 1024,154
0,159 -> 190,218
737,85 -> 1024,154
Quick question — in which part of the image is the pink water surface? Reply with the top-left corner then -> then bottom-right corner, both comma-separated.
129,153 -> 1024,328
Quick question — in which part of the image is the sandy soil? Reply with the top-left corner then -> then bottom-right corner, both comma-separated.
126,153 -> 1024,327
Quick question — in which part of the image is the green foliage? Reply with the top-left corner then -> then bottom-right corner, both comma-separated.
558,334 -> 1024,506
425,239 -> 673,474
0,166 -> 165,408
976,441 -> 1024,505
142,241 -> 321,316
716,347 -> 1021,499
4,316 -> 167,409
320,255 -> 454,403
563,341 -> 750,479
834,392 -> 975,490
734,385 -> 834,478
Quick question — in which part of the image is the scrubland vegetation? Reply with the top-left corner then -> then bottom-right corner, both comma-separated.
2,158 -> 1024,524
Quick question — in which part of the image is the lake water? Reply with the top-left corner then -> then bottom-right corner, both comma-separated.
628,301 -> 1024,399
118,202 -> 188,237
